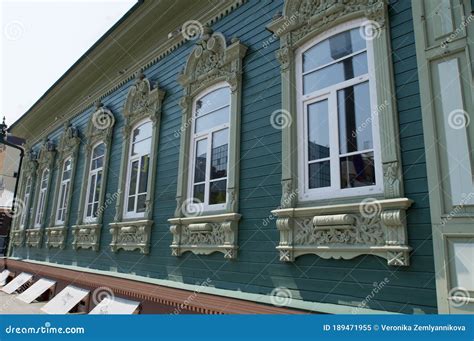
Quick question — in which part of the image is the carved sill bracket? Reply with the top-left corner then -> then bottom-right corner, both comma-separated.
45,226 -> 68,249
25,228 -> 43,248
10,229 -> 25,247
109,220 -> 152,254
168,213 -> 240,259
71,224 -> 101,251
272,198 -> 413,266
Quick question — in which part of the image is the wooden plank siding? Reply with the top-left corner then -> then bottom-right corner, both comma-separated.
11,0 -> 438,313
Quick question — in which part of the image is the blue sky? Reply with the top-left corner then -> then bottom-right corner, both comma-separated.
1,0 -> 136,126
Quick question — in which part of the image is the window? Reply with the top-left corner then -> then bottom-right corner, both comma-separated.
124,120 -> 152,218
35,169 -> 49,227
297,24 -> 383,201
20,178 -> 32,229
189,85 -> 230,211
56,158 -> 72,225
84,143 -> 105,222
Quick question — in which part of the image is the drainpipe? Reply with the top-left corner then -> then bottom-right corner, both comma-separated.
0,117 -> 24,257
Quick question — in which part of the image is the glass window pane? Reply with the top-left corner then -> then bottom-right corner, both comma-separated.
211,129 -> 228,180
307,100 -> 330,161
338,82 -> 373,154
193,184 -> 205,203
137,194 -> 147,213
138,155 -> 149,194
132,138 -> 151,156
340,152 -> 375,188
86,204 -> 92,218
93,203 -> 99,217
303,52 -> 368,94
95,171 -> 102,201
303,28 -> 366,72
93,143 -> 105,159
88,174 -> 96,204
62,160 -> 72,180
129,160 -> 139,195
195,87 -> 230,116
209,179 -> 226,205
194,139 -> 207,183
127,196 -> 135,212
308,161 -> 331,189
195,106 -> 230,133
132,121 -> 152,143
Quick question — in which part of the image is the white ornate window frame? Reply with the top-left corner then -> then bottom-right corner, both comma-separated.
168,27 -> 247,259
46,123 -> 81,249
72,102 -> 115,251
26,138 -> 56,248
10,148 -> 38,247
109,71 -> 165,255
268,0 -> 413,266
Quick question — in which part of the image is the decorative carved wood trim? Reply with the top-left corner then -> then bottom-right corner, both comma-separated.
75,102 -> 115,228
25,228 -> 43,248
48,123 -> 81,229
27,139 -> 56,231
272,198 -> 413,266
10,230 -> 25,247
45,226 -> 67,249
71,224 -> 101,251
171,28 -> 247,259
169,213 -> 240,259
109,220 -> 153,254
113,71 -> 165,225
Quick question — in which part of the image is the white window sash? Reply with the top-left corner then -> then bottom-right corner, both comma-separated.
187,83 -> 230,212
123,120 -> 152,219
296,20 -> 384,202
84,144 -> 105,222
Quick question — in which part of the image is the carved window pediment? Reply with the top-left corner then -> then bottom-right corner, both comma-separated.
36,138 -> 56,173
123,71 -> 165,134
178,28 -> 247,97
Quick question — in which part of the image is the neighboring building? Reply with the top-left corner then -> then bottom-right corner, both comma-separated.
3,0 -> 473,314
0,136 -> 23,255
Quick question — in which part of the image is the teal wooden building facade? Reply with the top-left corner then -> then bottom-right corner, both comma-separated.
5,0 -> 474,314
